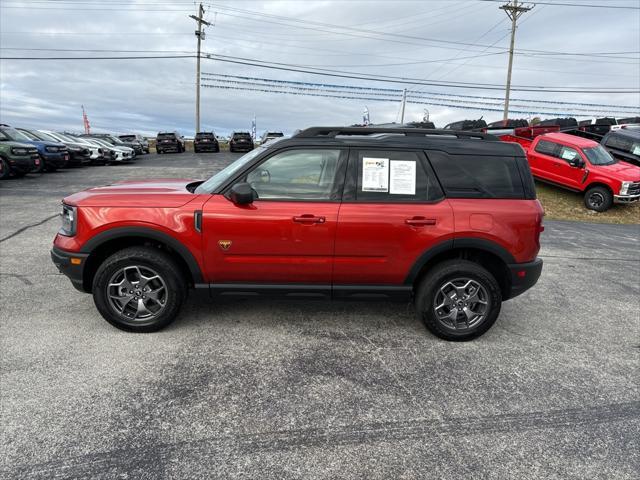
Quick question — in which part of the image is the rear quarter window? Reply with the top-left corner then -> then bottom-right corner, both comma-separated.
427,152 -> 525,199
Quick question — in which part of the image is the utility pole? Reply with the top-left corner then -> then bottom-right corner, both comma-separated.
399,89 -> 407,124
500,0 -> 532,121
190,3 -> 211,134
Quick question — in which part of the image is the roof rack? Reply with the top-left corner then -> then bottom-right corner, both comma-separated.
293,126 -> 497,141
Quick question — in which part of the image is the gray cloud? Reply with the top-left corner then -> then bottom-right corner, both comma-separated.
1,0 -> 638,137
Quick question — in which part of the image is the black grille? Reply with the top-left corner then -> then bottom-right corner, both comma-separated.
627,182 -> 640,196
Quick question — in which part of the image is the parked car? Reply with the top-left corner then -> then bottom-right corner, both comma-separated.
81,134 -> 140,157
260,131 -> 284,145
56,133 -> 107,165
443,119 -> 487,131
500,130 -> 640,211
19,129 -> 91,167
229,132 -> 254,152
0,130 -> 39,179
193,132 -> 220,153
0,125 -> 68,172
51,126 -> 544,341
119,134 -> 149,154
87,138 -> 135,163
155,132 -> 185,154
487,119 -> 529,129
536,118 -> 578,129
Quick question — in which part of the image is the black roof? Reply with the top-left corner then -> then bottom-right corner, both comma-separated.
607,129 -> 640,140
271,126 -> 523,156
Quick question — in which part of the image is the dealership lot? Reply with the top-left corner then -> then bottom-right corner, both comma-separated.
1,153 -> 638,478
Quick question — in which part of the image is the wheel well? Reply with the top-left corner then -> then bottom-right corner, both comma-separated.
82,236 -> 194,293
413,248 -> 511,299
584,182 -> 613,195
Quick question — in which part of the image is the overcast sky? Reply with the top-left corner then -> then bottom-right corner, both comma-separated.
1,0 -> 639,137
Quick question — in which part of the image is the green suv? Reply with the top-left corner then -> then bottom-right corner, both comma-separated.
0,129 -> 39,179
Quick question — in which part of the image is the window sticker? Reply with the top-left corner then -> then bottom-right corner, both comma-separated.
389,160 -> 416,195
362,157 -> 389,192
560,148 -> 578,160
632,144 -> 640,155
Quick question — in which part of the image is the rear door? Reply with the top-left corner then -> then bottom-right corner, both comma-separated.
531,139 -> 562,182
333,148 -> 454,289
202,147 -> 347,286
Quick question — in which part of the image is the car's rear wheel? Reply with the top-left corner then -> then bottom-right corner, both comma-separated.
92,246 -> 187,332
0,157 -> 11,179
584,186 -> 613,212
415,260 -> 502,341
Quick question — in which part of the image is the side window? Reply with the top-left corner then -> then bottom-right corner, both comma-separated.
354,150 -> 442,202
428,151 -> 524,199
557,146 -> 581,163
246,149 -> 343,201
534,140 -> 559,156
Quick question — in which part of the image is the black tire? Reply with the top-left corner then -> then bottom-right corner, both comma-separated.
0,157 -> 10,180
415,259 -> 502,341
584,186 -> 613,212
92,246 -> 187,332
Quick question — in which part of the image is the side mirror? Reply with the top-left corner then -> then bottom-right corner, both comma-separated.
569,158 -> 585,168
229,182 -> 255,205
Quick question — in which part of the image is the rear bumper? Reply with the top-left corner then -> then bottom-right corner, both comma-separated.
194,142 -> 219,151
506,257 -> 543,300
51,247 -> 89,293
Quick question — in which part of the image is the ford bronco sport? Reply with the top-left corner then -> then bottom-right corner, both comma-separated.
51,127 -> 544,341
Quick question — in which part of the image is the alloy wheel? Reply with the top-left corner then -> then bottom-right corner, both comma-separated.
107,265 -> 167,320
433,277 -> 489,331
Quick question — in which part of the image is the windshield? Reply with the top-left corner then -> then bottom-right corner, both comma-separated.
195,147 -> 265,194
196,133 -> 214,138
119,135 -> 135,141
108,136 -> 124,145
93,139 -> 112,148
1,127 -> 33,142
18,129 -> 42,141
583,145 -> 616,166
37,131 -> 63,142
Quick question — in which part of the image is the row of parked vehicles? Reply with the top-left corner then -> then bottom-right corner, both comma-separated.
155,131 -> 285,154
0,125 -> 150,179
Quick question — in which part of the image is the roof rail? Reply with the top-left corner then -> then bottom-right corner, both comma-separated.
293,126 -> 498,140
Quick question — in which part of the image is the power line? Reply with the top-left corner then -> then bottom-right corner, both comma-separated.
476,0 -> 639,9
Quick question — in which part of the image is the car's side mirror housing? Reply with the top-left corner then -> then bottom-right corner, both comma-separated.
569,157 -> 584,168
229,182 -> 255,205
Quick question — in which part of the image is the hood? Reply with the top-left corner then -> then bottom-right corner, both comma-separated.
593,160 -> 640,182
22,140 -> 66,149
63,179 -> 199,208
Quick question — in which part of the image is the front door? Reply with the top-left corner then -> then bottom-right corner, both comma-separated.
333,148 -> 454,287
202,147 -> 347,285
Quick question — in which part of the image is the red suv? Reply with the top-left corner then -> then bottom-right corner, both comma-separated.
51,127 -> 544,341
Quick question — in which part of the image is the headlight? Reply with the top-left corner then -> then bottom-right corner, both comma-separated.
60,204 -> 77,236
10,147 -> 29,155
620,181 -> 632,195
45,146 -> 59,153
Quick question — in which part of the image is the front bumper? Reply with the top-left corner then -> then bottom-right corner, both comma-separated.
506,257 -> 543,300
42,152 -> 69,168
51,247 -> 89,292
614,193 -> 640,204
7,155 -> 37,173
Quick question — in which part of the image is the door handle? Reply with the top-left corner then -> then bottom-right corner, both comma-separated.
405,217 -> 436,226
293,214 -> 326,224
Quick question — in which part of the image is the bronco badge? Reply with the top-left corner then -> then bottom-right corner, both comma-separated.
218,240 -> 232,251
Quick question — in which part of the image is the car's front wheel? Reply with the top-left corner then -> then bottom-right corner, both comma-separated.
0,157 -> 11,179
415,260 -> 502,341
584,186 -> 613,212
92,246 -> 187,332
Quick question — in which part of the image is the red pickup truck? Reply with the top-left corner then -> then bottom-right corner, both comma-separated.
500,128 -> 640,211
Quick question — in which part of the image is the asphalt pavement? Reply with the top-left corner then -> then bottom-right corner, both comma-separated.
1,152 -> 638,479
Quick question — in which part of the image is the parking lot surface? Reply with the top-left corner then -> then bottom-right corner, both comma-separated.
1,152 -> 638,479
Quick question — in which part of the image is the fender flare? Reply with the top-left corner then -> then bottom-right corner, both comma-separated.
404,237 -> 516,285
80,226 -> 204,283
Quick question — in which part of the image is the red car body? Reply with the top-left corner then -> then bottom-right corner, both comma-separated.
51,127 -> 545,339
